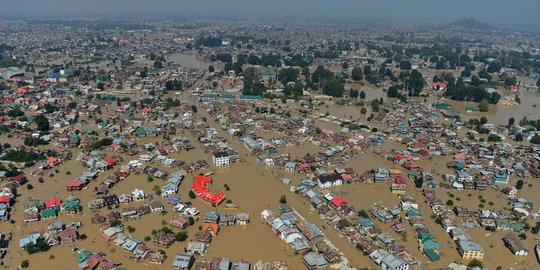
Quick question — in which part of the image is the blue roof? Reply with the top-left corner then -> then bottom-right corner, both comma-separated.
19,233 -> 41,248
359,218 -> 374,228
240,95 -> 263,100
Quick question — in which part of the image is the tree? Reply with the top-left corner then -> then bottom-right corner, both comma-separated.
35,115 -> 50,131
175,231 -> 188,242
531,134 -> 540,145
153,60 -> 163,69
139,70 -> 148,78
478,70 -> 492,81
311,65 -> 334,84
97,82 -> 105,90
302,67 -> 310,78
359,91 -> 366,99
279,195 -> 287,204
8,108 -> 24,118
351,67 -> 363,81
414,177 -> 424,188
532,222 -> 540,234
360,107 -> 367,114
478,100 -> 489,112
278,68 -> 299,84
21,260 -> 29,268
487,61 -> 502,73
189,190 -> 196,199
358,209 -> 370,218
508,117 -> 515,127
363,65 -> 372,76
405,70 -> 425,96
516,179 -> 524,190
68,101 -> 78,110
323,79 -> 344,97
208,65 -> 215,73
471,75 -> 481,86
480,116 -> 488,125
446,199 -> 454,206
242,67 -> 266,96
349,89 -> 359,99
487,134 -> 502,142
399,61 -> 412,70
44,103 -> 58,113
165,80 -> 182,91
468,259 -> 483,268
387,85 -> 399,98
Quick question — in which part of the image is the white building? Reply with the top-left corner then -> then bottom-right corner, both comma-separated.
317,174 -> 343,189
212,151 -> 230,166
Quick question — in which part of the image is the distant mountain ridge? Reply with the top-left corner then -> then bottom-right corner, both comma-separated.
446,17 -> 495,30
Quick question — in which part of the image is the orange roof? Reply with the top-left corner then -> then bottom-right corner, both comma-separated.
47,157 -> 58,163
202,223 -> 219,235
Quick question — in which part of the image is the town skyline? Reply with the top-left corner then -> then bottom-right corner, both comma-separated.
1,0 -> 539,29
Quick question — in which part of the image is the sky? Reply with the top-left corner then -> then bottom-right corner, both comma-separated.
0,0 -> 538,28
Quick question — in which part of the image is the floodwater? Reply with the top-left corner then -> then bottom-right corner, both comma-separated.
3,63 -> 540,270
166,51 -> 213,70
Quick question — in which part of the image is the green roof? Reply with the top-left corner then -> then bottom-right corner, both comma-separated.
76,250 -> 94,263
259,69 -> 277,76
424,248 -> 440,261
63,200 -> 80,210
406,208 -> 422,217
42,208 -> 57,218
201,93 -> 216,98
435,103 -> 452,109
418,231 -> 434,242
240,95 -> 263,100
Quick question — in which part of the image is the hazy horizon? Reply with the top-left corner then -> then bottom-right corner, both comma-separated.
0,0 -> 539,28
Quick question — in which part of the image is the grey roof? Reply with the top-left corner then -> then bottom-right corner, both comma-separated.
172,252 -> 194,268
303,252 -> 327,268
458,240 -> 484,253
381,254 -> 407,270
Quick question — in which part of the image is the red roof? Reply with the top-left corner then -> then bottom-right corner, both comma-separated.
192,175 -> 226,205
66,181 -> 84,188
395,177 -> 407,184
296,163 -> 310,170
330,197 -> 347,207
104,157 -> 116,165
0,196 -> 10,203
45,196 -> 62,208
431,82 -> 447,88
8,174 -> 26,182
139,107 -> 151,113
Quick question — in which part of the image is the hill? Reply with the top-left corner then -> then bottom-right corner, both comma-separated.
446,17 -> 495,30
